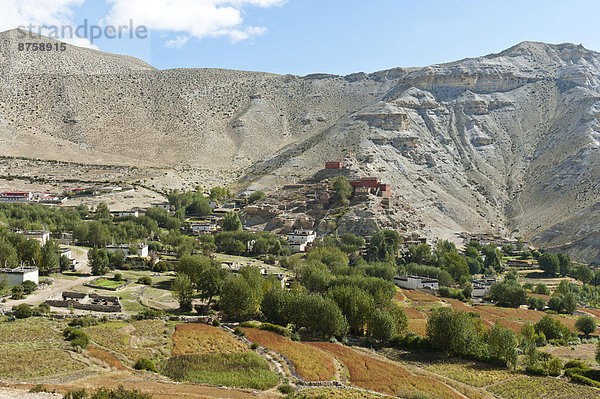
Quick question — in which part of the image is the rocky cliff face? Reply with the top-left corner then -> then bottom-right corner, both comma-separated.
0,30 -> 599,262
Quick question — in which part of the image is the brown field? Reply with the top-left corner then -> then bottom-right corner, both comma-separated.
0,349 -> 83,379
171,323 -> 248,356
445,298 -> 473,312
401,289 -> 439,302
528,293 -> 551,301
242,328 -> 335,381
298,388 -> 393,398
403,307 -> 426,319
88,346 -> 127,370
580,308 -> 600,318
308,343 -> 462,398
407,319 -> 428,336
393,290 -> 405,302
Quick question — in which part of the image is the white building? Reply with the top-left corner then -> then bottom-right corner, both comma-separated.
59,247 -> 72,259
287,230 -> 317,245
394,275 -> 439,290
471,278 -> 497,297
23,230 -> 50,246
106,244 -> 149,257
290,242 -> 308,253
0,267 -> 39,286
0,191 -> 33,203
119,210 -> 139,218
191,222 -> 216,234
151,202 -> 171,211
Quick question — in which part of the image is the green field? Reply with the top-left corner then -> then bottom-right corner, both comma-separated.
91,278 -> 127,288
162,353 -> 278,390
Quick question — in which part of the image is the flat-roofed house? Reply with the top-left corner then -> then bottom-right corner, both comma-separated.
393,275 -> 438,290
0,267 -> 39,286
24,230 -> 50,246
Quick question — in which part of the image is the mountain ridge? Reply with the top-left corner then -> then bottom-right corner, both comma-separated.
0,29 -> 599,262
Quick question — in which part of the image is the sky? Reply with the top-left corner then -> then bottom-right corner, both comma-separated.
2,0 -> 600,75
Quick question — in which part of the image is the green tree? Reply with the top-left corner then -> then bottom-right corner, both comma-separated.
562,292 -> 577,314
557,253 -> 571,276
248,191 -> 266,204
88,248 -> 109,276
327,285 -> 375,335
489,280 -> 528,308
94,202 -> 112,220
534,283 -> 550,295
220,276 -> 257,320
575,264 -> 594,283
367,229 -> 402,261
487,321 -> 518,369
18,239 -> 41,266
222,212 -> 242,231
367,309 -> 395,343
331,176 -> 353,205
482,244 -> 502,271
535,314 -> 572,340
538,253 -> 559,276
301,262 -> 332,293
575,316 -> 596,336
528,296 -> 546,311
40,240 -> 60,274
0,239 -> 18,267
426,308 -> 485,358
439,252 -> 469,281
386,302 -> 408,335
172,273 -> 194,312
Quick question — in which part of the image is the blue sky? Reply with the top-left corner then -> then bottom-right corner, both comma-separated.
3,0 -> 600,75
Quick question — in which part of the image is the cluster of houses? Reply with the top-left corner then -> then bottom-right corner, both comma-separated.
393,275 -> 497,298
0,191 -> 64,204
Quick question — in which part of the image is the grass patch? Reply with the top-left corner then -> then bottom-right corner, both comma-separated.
171,323 -> 247,355
488,376 -> 600,398
0,349 -> 82,379
242,328 -> 335,381
426,360 -> 516,387
162,353 -> 278,390
91,278 -> 127,288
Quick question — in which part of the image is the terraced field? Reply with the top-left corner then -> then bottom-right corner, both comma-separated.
0,317 -> 84,379
162,323 -> 279,390
242,328 -> 335,381
172,323 -> 248,355
488,376 -> 600,399
83,319 -> 172,366
308,342 -> 463,398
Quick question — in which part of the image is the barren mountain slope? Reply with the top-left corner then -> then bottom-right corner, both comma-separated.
0,29 -> 599,262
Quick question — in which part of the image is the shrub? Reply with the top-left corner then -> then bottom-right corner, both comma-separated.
575,316 -> 597,336
64,328 -> 90,349
570,373 -> 600,388
22,280 -> 37,294
564,360 -> 587,369
250,343 -> 259,350
234,327 -> 246,337
12,304 -> 33,319
134,308 -> 165,320
137,276 -> 152,285
212,319 -> 221,327
114,273 -> 124,282
526,363 -> 549,376
259,323 -> 290,338
565,367 -> 591,378
10,285 -> 24,300
37,302 -> 51,314
278,384 -> 294,394
547,357 -> 563,376
69,317 -> 99,327
134,358 -> 156,372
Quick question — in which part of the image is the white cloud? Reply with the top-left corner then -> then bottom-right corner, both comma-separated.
0,0 -> 98,49
105,0 -> 285,46
165,35 -> 189,49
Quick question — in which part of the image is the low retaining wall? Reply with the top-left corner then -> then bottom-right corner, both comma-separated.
45,299 -> 122,312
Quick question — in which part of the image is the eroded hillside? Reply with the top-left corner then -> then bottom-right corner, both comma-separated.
0,29 -> 599,261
